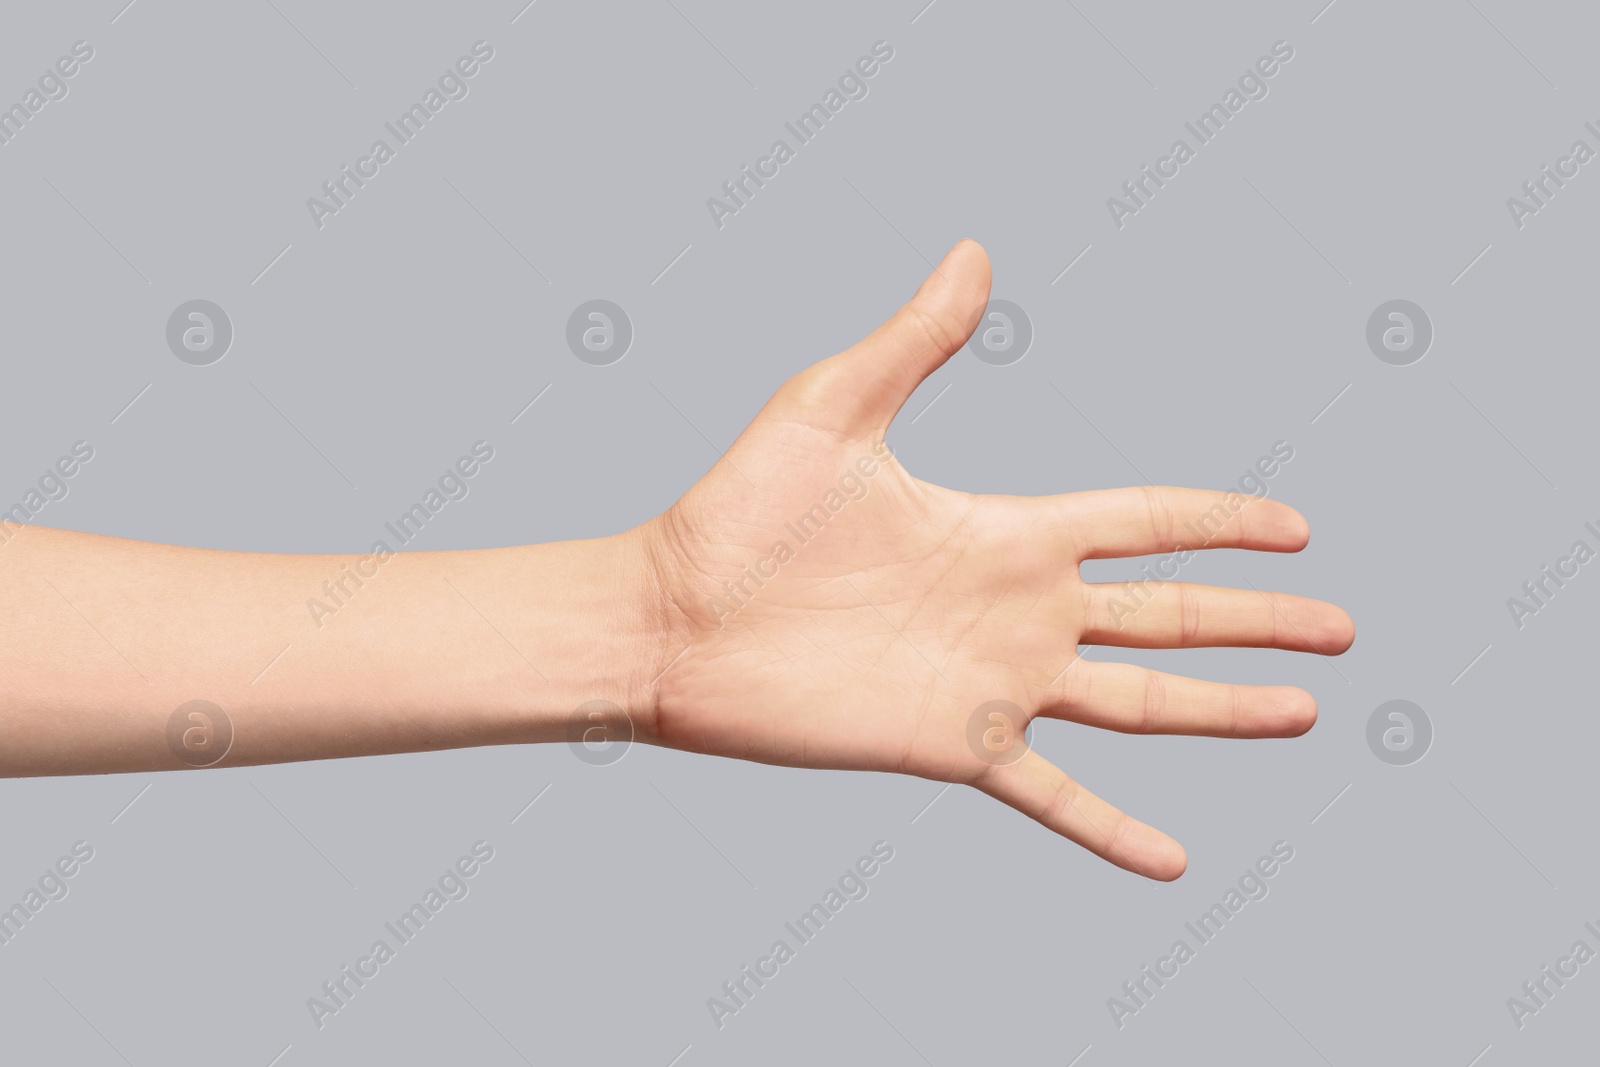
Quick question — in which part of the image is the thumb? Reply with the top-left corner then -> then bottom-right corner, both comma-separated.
787,239 -> 992,437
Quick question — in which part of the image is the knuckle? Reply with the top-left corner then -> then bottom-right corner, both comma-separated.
1139,669 -> 1167,733
1103,812 -> 1136,860
1177,585 -> 1203,645
905,301 -> 963,357
1139,485 -> 1174,548
1039,772 -> 1083,827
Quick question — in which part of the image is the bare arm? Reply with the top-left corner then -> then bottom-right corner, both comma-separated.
0,526 -> 661,775
0,241 -> 1353,880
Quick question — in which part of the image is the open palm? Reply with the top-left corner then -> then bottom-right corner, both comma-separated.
638,240 -> 1353,880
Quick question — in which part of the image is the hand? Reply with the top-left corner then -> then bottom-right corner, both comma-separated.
635,240 -> 1354,880
0,241 -> 1351,882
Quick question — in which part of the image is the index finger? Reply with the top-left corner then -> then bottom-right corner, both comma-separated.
1055,486 -> 1311,560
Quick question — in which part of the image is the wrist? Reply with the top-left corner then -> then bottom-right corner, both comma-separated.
491,526 -> 678,749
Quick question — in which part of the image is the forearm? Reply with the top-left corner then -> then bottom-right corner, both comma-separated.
0,525 -> 663,776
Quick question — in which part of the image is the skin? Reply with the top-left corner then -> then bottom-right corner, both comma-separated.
0,240 -> 1352,880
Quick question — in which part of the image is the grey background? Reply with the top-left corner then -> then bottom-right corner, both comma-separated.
0,0 -> 1593,1063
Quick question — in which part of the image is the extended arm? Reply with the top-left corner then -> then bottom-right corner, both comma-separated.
0,241 -> 1353,880
0,525 -> 658,775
